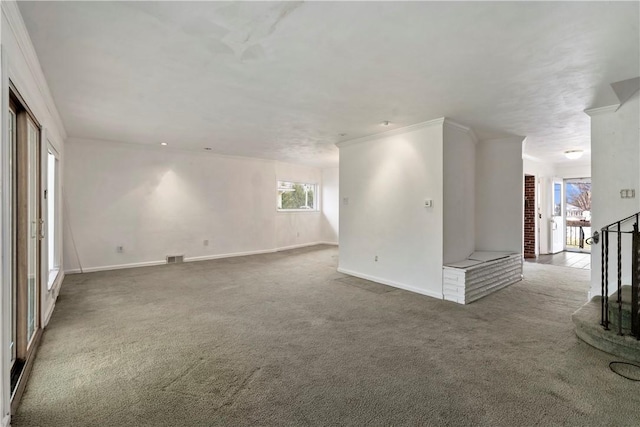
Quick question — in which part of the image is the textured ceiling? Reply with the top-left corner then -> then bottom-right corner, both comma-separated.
17,1 -> 640,167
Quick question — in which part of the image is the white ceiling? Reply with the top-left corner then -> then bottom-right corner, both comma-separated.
17,1 -> 639,167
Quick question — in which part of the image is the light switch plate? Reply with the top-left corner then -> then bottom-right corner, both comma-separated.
621,189 -> 636,199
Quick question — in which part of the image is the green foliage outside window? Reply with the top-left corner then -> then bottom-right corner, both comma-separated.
278,182 -> 315,210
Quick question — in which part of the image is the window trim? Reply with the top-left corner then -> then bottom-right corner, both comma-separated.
46,143 -> 61,290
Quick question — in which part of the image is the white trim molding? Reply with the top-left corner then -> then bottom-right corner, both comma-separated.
65,242 -> 337,274
337,267 -> 444,300
443,118 -> 479,144
42,271 -> 64,327
1,1 -> 67,139
584,104 -> 620,117
336,117 -> 445,148
65,259 -> 167,274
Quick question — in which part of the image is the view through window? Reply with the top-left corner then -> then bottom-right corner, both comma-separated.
565,178 -> 591,253
277,181 -> 317,211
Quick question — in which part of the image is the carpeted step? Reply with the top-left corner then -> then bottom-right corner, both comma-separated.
572,296 -> 640,363
606,285 -> 636,332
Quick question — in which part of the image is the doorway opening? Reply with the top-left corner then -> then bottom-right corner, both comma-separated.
524,175 -> 536,258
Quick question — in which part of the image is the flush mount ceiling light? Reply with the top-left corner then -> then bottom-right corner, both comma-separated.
564,150 -> 583,160
381,121 -> 391,126
160,142 -> 168,146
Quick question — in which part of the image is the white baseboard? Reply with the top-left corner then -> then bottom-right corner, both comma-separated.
185,248 -> 276,262
65,259 -> 167,274
337,267 -> 443,300
64,242 -> 338,274
275,241 -> 335,251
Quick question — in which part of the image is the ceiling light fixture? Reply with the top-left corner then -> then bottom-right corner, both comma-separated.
160,142 -> 168,146
381,121 -> 391,126
564,150 -> 583,160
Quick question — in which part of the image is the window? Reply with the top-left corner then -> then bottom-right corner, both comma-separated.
277,181 -> 318,211
47,145 -> 61,289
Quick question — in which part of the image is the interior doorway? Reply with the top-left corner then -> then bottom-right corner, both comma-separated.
524,175 -> 536,258
565,178 -> 591,253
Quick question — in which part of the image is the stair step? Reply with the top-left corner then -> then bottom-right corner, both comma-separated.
572,297 -> 640,363
606,286 -> 639,331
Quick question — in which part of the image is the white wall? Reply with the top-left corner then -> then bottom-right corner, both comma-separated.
1,2 -> 67,424
63,138 -> 331,272
0,13 -> 6,427
588,91 -> 640,299
554,162 -> 591,180
443,122 -> 476,263
321,167 -> 339,243
475,137 -> 525,253
337,120 -> 444,299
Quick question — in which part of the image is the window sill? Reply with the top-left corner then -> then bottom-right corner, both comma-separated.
277,209 -> 320,214
47,268 -> 60,291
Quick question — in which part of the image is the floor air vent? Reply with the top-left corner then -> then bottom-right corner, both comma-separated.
166,255 -> 184,264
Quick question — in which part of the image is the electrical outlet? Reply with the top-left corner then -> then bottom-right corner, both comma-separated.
203,239 -> 209,246
375,255 -> 378,262
343,197 -> 349,206
424,199 -> 433,207
116,246 -> 124,253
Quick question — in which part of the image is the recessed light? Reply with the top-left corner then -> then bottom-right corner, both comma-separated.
381,121 -> 391,126
160,142 -> 168,146
204,147 -> 212,151
564,150 -> 583,160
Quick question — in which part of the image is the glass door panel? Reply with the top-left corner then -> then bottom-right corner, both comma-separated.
551,180 -> 564,253
9,106 -> 17,367
565,178 -> 592,253
26,118 -> 39,345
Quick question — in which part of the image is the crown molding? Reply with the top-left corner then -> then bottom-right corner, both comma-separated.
1,1 -> 68,139
442,118 -> 478,144
522,153 -> 543,162
584,104 -> 620,117
335,117 -> 445,149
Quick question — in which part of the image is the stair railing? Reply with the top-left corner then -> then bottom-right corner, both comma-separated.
593,212 -> 640,339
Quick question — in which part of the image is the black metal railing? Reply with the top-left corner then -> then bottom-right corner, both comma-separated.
595,212 -> 640,339
566,221 -> 591,249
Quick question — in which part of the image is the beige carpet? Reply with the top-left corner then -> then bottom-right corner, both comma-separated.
13,246 -> 639,426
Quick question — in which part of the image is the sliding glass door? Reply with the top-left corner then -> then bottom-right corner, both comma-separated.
8,102 -> 17,369
10,88 -> 43,402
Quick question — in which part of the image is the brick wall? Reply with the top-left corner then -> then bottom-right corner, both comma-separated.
524,175 -> 536,258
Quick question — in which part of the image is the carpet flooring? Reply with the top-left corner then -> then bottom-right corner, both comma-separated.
13,245 -> 639,426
